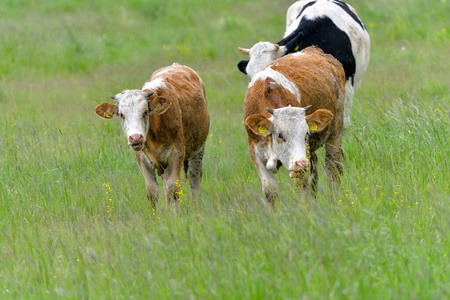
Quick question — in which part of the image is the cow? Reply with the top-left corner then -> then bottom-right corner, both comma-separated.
238,0 -> 370,126
95,63 -> 210,209
244,46 -> 345,204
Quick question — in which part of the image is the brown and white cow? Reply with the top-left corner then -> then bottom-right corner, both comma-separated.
95,63 -> 210,208
244,46 -> 345,204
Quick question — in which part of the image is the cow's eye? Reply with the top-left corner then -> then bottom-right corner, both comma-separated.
119,113 -> 124,119
143,110 -> 148,117
277,133 -> 285,141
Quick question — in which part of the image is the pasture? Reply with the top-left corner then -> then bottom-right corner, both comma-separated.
0,0 -> 449,298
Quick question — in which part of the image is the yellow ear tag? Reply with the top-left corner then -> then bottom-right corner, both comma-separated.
258,125 -> 267,135
294,45 -> 299,51
104,112 -> 112,119
155,106 -> 164,114
309,122 -> 317,131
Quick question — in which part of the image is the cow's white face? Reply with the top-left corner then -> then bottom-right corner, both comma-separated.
239,42 -> 286,78
95,89 -> 171,151
114,90 -> 151,151
269,107 -> 310,174
245,106 -> 333,178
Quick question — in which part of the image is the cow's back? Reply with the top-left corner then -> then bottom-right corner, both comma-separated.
270,47 -> 346,114
149,64 -> 210,157
149,63 -> 209,159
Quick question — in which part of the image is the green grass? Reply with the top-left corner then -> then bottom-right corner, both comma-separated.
0,0 -> 449,298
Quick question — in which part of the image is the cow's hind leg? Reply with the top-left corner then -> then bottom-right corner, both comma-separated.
343,81 -> 354,127
187,144 -> 205,201
136,153 -> 159,210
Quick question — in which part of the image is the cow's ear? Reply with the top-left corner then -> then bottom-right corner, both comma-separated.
238,47 -> 250,55
305,109 -> 333,132
245,114 -> 273,136
149,97 -> 171,115
95,103 -> 118,119
275,44 -> 287,56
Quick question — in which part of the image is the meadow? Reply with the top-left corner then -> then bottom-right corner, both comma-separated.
0,0 -> 449,298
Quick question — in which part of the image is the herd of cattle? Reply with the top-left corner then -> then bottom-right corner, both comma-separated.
95,0 -> 371,208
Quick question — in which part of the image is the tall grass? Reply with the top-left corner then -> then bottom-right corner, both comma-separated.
0,0 -> 449,298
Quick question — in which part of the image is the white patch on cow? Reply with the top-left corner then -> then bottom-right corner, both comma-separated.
286,0 -> 309,27
245,42 -> 286,79
249,67 -> 301,103
343,80 -> 354,126
142,77 -> 167,92
290,51 -> 305,57
267,106 -> 310,171
114,90 -> 151,146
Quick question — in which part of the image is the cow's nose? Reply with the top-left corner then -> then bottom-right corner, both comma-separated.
289,159 -> 310,178
129,134 -> 144,145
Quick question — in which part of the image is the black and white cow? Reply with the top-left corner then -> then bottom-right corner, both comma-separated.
238,0 -> 370,126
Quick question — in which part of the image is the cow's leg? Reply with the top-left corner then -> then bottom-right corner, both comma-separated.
343,81 -> 354,127
325,135 -> 343,189
162,150 -> 184,206
188,144 -> 205,201
294,151 -> 318,193
309,151 -> 319,193
249,142 -> 278,205
136,152 -> 159,209
257,165 -> 278,205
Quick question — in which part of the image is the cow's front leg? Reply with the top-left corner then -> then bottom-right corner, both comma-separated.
249,142 -> 278,205
136,152 -> 159,210
258,165 -> 278,205
325,137 -> 343,189
162,150 -> 184,206
309,152 -> 319,193
295,151 -> 318,193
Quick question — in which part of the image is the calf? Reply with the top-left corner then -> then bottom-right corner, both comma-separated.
238,0 -> 370,126
244,46 -> 345,204
95,63 -> 210,208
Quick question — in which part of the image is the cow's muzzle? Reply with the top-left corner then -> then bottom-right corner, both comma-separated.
129,134 -> 144,151
289,160 -> 310,178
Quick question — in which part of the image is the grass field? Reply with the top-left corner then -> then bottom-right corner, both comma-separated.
0,0 -> 449,298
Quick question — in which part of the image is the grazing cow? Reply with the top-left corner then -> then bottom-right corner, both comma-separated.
238,0 -> 370,126
95,63 -> 210,208
244,46 -> 345,204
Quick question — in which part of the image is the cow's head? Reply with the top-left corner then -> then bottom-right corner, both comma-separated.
245,106 -> 333,178
95,89 -> 171,151
238,42 -> 286,78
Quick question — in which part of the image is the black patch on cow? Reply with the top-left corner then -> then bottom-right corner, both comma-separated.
278,16 -> 355,83
238,60 -> 249,75
331,0 -> 366,30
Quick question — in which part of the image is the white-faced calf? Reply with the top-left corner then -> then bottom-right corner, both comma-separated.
95,63 -> 210,208
244,46 -> 345,204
